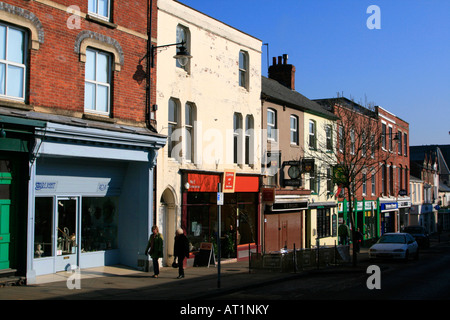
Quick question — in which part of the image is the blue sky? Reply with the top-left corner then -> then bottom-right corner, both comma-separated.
178,0 -> 450,146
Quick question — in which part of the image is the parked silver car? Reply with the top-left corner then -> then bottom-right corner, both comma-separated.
369,233 -> 419,261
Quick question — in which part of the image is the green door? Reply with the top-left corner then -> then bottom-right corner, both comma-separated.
0,171 -> 12,270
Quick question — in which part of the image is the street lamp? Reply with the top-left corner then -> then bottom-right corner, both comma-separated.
150,41 -> 192,68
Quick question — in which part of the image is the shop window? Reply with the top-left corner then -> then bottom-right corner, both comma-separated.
317,208 -> 331,238
34,197 -> 54,258
0,23 -> 27,101
81,197 -> 118,252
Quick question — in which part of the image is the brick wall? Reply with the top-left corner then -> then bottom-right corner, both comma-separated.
1,0 -> 156,126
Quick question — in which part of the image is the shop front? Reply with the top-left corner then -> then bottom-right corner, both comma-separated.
380,201 -> 399,234
182,171 -> 260,262
263,191 -> 308,252
338,199 -> 379,243
27,121 -> 166,282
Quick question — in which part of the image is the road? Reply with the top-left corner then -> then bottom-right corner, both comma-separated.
212,241 -> 450,300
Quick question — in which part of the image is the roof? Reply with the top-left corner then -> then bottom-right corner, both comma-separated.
261,76 -> 338,120
410,145 -> 450,176
314,97 -> 377,118
0,106 -> 166,140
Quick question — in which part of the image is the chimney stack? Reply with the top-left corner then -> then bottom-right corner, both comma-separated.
268,54 -> 296,90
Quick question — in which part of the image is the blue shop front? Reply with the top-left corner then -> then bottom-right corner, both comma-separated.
27,120 -> 166,283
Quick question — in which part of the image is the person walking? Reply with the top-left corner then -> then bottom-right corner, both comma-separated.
145,225 -> 163,278
174,228 -> 189,279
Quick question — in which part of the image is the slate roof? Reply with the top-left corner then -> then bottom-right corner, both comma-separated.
261,76 -> 337,120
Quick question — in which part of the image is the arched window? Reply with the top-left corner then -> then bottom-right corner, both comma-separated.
239,50 -> 249,89
245,115 -> 254,165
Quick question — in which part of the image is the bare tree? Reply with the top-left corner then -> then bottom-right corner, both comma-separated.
305,95 -> 397,266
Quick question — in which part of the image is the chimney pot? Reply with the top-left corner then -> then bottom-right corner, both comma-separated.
278,56 -> 282,65
283,54 -> 288,64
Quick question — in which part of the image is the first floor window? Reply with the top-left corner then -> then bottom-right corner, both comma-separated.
0,23 -> 26,100
85,48 -> 111,114
88,0 -> 111,20
290,115 -> 298,145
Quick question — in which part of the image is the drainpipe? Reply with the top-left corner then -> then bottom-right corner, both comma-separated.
145,0 -> 157,133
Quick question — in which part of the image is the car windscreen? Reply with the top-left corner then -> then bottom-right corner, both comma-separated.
404,227 -> 423,234
378,235 -> 406,244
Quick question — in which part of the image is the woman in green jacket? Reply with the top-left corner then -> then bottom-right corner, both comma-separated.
145,226 -> 164,278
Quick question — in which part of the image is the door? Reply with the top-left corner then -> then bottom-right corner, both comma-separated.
0,164 -> 12,270
55,198 -> 78,272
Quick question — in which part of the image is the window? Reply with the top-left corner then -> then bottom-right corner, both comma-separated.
185,103 -> 195,162
371,168 -> 376,195
361,132 -> 367,157
362,171 -> 367,195
339,125 -> 344,153
176,25 -> 190,71
382,163 -> 386,196
168,99 -> 180,158
389,164 -> 394,195
382,123 -> 387,150
233,113 -> 242,164
0,23 -> 26,101
388,126 -> 393,151
326,167 -> 333,193
309,120 -> 316,149
317,208 -> 331,238
85,48 -> 111,114
310,165 -> 317,193
245,115 -> 254,165
398,131 -> 403,155
239,50 -> 248,89
404,133 -> 408,156
350,130 -> 355,155
267,109 -> 276,141
290,115 -> 298,145
370,135 -> 375,158
88,0 -> 111,21
325,124 -> 332,151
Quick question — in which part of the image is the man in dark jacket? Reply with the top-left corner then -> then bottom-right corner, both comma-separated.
174,228 -> 189,279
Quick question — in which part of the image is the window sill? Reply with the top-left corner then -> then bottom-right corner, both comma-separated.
0,99 -> 32,111
83,112 -> 116,123
86,14 -> 118,29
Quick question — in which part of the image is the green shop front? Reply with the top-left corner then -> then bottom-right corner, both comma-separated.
338,199 -> 379,245
0,114 -> 45,277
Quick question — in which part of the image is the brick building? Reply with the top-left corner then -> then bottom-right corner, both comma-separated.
0,0 -> 166,283
315,98 -> 410,244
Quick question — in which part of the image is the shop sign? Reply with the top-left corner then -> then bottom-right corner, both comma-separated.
187,173 -> 220,192
222,170 -> 236,193
381,202 -> 398,211
272,201 -> 308,212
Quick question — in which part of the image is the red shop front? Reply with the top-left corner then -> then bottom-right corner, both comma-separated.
182,171 -> 261,262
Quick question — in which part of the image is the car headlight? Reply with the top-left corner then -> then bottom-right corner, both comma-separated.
393,249 -> 405,252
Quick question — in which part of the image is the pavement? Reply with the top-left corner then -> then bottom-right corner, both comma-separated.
0,231 -> 448,301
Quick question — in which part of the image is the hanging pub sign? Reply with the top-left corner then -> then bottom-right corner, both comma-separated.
332,164 -> 346,185
302,159 -> 315,174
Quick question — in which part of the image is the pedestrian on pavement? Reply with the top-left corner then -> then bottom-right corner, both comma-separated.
174,228 -> 189,279
338,223 -> 350,245
353,228 -> 364,253
145,225 -> 163,278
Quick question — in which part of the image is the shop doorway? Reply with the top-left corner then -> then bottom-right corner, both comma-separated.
55,198 -> 78,272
